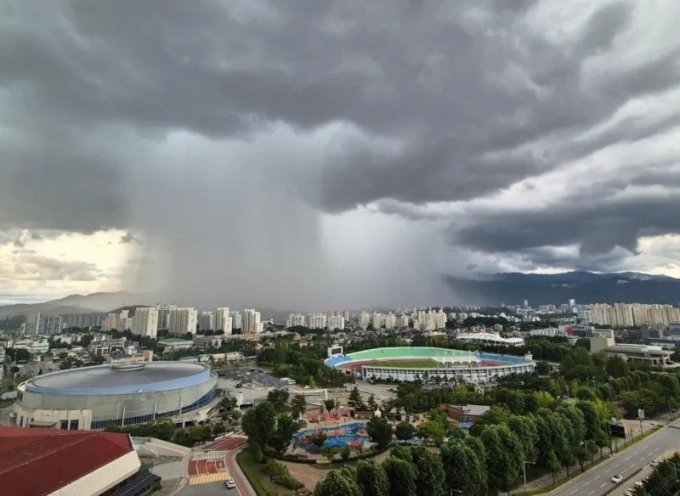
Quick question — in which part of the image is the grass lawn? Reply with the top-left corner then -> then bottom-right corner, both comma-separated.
367,359 -> 440,369
236,450 -> 299,496
0,399 -> 15,409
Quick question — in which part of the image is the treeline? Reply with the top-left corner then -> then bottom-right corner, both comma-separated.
257,340 -> 350,387
105,418 -> 225,447
314,400 -> 614,495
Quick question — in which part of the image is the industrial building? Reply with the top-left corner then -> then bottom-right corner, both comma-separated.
13,362 -> 218,430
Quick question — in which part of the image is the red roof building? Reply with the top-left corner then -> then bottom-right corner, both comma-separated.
0,427 -> 141,496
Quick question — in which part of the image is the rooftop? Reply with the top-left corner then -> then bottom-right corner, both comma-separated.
158,338 -> 193,344
0,427 -> 134,496
26,362 -> 208,393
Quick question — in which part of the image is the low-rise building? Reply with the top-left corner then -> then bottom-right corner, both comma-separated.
591,334 -> 674,366
158,338 -> 194,351
193,335 -> 223,351
441,404 -> 490,424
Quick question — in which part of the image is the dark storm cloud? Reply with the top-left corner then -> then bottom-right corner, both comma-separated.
453,191 -> 680,261
1,0 -> 679,299
3,0 -> 656,222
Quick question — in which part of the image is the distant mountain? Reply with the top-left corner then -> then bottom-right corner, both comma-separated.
445,271 -> 680,306
0,292 -> 296,321
0,292 -> 152,319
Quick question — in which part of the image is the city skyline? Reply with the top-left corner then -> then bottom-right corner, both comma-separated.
2,2 -> 680,309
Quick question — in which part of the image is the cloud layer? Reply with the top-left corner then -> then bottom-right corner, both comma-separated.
2,0 -> 680,307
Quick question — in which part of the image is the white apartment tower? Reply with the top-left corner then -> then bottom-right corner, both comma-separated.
286,313 -> 306,328
384,313 -> 397,329
358,312 -> 371,329
168,307 -> 198,335
103,313 -> 120,331
156,304 -> 177,330
131,307 -> 159,338
230,311 -> 242,330
372,313 -> 385,329
327,315 -> 345,331
307,314 -> 327,330
215,308 -> 232,334
243,309 -> 263,334
199,311 -> 215,332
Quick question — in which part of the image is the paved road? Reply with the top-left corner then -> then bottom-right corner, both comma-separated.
178,481 -> 239,496
551,425 -> 680,496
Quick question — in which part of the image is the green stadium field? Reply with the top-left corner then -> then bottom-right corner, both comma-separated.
365,359 -> 440,369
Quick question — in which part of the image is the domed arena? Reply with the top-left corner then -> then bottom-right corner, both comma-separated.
14,362 -> 218,430
324,346 -> 535,384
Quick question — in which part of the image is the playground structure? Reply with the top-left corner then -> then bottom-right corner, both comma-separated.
290,422 -> 369,453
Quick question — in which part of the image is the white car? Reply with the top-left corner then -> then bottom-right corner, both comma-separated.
225,478 -> 236,489
650,460 -> 659,467
611,475 -> 623,484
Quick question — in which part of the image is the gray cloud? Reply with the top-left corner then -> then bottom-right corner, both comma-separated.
1,0 -> 680,306
0,254 -> 100,281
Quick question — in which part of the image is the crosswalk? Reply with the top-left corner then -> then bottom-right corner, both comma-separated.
191,451 -> 228,461
188,472 -> 231,485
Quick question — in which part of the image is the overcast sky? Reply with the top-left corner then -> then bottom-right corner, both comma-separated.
2,0 -> 680,308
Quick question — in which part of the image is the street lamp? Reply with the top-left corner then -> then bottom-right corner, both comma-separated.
523,461 -> 536,492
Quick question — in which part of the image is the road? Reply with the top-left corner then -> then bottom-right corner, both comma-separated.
551,425 -> 680,496
177,481 -> 239,496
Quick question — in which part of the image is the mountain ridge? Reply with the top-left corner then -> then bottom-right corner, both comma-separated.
445,271 -> 680,306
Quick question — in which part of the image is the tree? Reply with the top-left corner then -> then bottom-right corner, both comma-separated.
310,431 -> 327,448
395,421 -> 416,441
546,450 -> 561,485
348,386 -> 366,409
291,394 -> 307,418
242,401 -> 276,450
535,360 -> 551,375
606,355 -> 629,378
507,415 -> 538,462
267,388 -> 290,412
314,469 -> 361,496
340,445 -> 351,461
576,387 -> 597,401
324,398 -> 337,414
357,460 -> 390,496
440,443 -> 487,496
368,394 -> 377,410
383,457 -> 417,496
367,416 -> 393,450
410,446 -> 445,496
270,414 -> 300,455
322,446 -> 337,461
481,425 -> 524,492
416,421 -> 445,446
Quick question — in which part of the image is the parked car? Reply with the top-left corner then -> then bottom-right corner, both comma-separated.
611,475 -> 623,484
225,478 -> 236,489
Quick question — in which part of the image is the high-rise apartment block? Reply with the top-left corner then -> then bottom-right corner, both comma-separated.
307,314 -> 327,329
215,308 -> 232,334
131,307 -> 158,338
358,311 -> 371,329
230,311 -> 242,330
588,303 -> 680,328
286,313 -> 306,328
199,311 -> 215,332
156,304 -> 177,330
168,308 -> 198,335
242,309 -> 263,334
327,314 -> 345,331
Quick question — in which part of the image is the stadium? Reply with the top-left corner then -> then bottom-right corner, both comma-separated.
324,347 -> 535,384
13,362 -> 218,431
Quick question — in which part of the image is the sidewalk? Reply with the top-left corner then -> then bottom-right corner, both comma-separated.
226,444 -> 256,496
502,420 -> 656,495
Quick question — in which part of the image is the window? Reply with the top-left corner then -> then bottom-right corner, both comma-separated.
60,420 -> 68,430
69,419 -> 79,430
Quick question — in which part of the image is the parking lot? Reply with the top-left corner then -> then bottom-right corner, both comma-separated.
217,368 -> 292,406
218,367 -> 291,389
